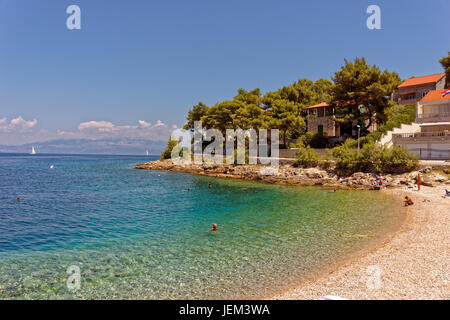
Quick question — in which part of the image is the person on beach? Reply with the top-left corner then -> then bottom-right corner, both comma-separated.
416,173 -> 422,191
404,196 -> 414,206
376,173 -> 383,187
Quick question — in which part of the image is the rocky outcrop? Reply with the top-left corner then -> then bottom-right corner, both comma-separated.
135,160 -> 450,190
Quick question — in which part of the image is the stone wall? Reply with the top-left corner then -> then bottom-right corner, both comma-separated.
307,116 -> 337,137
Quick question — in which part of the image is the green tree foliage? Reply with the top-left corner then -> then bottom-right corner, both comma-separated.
234,88 -> 262,106
232,88 -> 265,130
263,78 -> 333,114
330,57 -> 401,134
160,137 -> 181,160
201,100 -> 246,133
181,58 -> 410,160
267,99 -> 305,147
439,52 -> 450,88
183,89 -> 267,133
261,79 -> 332,145
184,102 -> 209,130
232,103 -> 265,130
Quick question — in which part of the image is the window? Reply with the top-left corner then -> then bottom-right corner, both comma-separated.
422,90 -> 430,98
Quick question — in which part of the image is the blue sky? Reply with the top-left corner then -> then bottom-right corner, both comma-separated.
0,0 -> 449,145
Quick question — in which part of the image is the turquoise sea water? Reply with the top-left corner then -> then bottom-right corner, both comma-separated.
0,154 -> 405,299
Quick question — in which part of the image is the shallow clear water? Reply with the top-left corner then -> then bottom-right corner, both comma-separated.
0,154 -> 405,299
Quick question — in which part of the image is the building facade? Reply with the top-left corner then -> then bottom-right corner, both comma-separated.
306,102 -> 340,137
393,73 -> 446,105
306,102 -> 377,138
392,90 -> 450,160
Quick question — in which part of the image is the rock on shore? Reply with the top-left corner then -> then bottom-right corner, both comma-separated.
136,159 -> 449,190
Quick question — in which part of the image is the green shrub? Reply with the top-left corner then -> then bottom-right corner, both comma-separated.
320,149 -> 334,169
294,146 -> 320,168
332,140 -> 417,176
331,139 -> 360,176
297,132 -> 328,148
381,145 -> 418,173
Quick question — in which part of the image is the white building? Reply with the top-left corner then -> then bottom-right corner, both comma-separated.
392,89 -> 450,160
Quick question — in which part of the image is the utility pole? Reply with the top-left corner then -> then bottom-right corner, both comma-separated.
357,125 -> 361,151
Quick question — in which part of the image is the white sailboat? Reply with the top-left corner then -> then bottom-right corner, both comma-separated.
146,149 -> 150,156
30,146 -> 37,155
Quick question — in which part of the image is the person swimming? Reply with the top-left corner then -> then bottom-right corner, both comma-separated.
210,223 -> 217,232
17,197 -> 21,201
404,196 -> 414,206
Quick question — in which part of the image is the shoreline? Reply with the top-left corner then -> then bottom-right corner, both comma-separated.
264,189 -> 412,300
272,187 -> 449,300
137,159 -> 449,300
135,159 -> 449,190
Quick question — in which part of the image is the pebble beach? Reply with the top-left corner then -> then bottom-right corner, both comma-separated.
273,186 -> 450,300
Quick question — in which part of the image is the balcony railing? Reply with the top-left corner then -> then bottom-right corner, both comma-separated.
417,112 -> 450,123
398,98 -> 417,105
392,131 -> 450,142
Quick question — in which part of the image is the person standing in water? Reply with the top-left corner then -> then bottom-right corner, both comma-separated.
210,223 -> 217,232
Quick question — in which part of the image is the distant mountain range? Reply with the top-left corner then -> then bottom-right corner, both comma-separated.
0,138 -> 167,155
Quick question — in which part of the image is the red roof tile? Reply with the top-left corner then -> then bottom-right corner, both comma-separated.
306,102 -> 330,109
398,73 -> 445,88
420,90 -> 450,103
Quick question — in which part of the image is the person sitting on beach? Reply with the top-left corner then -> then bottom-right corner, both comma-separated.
404,196 -> 414,206
443,189 -> 450,198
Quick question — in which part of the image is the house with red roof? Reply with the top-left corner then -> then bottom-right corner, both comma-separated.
394,73 -> 446,105
392,89 -> 450,160
306,102 -> 377,139
306,102 -> 340,137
